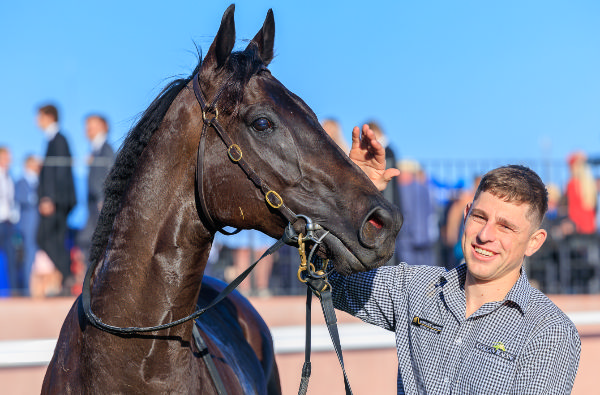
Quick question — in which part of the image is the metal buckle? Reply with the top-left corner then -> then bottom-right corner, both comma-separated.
265,190 -> 283,209
202,107 -> 219,124
227,144 -> 242,162
283,214 -> 328,245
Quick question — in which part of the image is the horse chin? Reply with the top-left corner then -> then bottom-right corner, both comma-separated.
321,232 -> 383,276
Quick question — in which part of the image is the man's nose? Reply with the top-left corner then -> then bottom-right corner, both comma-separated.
477,221 -> 496,242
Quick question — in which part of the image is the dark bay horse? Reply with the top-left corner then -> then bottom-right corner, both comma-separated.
42,4 -> 401,394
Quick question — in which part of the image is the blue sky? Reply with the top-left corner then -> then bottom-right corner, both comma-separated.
1,1 -> 599,226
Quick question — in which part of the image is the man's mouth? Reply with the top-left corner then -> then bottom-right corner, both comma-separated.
474,246 -> 495,257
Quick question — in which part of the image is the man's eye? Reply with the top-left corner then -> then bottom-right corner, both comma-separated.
251,117 -> 272,132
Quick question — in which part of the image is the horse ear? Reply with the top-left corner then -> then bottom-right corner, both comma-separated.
248,8 -> 275,66
206,4 -> 236,68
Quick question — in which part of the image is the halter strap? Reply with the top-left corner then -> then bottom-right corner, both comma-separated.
192,72 -> 298,229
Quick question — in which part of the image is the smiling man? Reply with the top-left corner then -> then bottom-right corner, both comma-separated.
332,140 -> 581,394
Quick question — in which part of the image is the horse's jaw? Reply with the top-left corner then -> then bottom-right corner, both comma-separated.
308,230 -> 392,276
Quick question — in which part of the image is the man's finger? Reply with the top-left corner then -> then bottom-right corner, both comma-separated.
383,168 -> 401,181
351,126 -> 361,145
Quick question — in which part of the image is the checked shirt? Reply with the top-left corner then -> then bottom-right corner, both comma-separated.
329,263 -> 581,394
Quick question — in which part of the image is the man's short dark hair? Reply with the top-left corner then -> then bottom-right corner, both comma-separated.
38,104 -> 59,122
474,165 -> 548,228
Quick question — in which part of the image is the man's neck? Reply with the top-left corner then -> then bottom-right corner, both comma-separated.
91,133 -> 107,152
43,122 -> 59,140
24,169 -> 38,184
464,270 -> 519,318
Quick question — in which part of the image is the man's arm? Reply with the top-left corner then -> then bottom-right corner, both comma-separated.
329,265 -> 405,331
511,322 -> 580,394
348,124 -> 400,192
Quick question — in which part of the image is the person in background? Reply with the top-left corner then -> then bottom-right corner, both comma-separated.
566,151 -> 597,234
544,183 -> 574,239
0,146 -> 19,294
321,118 -> 350,154
395,159 -> 437,266
14,155 -> 42,295
36,104 -> 77,295
77,114 -> 114,266
215,230 -> 275,297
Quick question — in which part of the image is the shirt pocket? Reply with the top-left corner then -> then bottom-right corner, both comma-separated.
454,344 -> 518,394
408,315 -> 445,366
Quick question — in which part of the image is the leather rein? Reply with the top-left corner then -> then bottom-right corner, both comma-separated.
81,71 -> 353,394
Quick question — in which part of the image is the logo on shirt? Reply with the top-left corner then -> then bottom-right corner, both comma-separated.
475,342 -> 516,361
492,342 -> 506,352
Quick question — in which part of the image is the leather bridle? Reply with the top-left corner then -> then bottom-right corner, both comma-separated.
192,71 -> 297,234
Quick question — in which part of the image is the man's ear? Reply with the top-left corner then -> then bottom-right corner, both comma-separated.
525,229 -> 547,257
463,202 -> 472,223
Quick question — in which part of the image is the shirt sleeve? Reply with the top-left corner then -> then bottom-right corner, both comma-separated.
329,264 -> 409,331
510,320 -> 581,394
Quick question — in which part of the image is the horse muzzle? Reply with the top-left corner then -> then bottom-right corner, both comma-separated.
335,201 -> 402,273
285,201 -> 402,275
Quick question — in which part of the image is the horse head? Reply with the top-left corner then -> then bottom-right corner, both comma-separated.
197,5 -> 402,275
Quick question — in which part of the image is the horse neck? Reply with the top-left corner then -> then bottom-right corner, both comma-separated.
92,90 -> 212,334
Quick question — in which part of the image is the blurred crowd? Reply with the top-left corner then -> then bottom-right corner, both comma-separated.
1,112 -> 599,297
0,104 -> 114,297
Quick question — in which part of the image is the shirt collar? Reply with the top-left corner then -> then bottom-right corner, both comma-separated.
438,262 -> 467,290
503,267 -> 532,314
91,133 -> 107,152
43,122 -> 59,140
437,264 -> 467,321
378,134 -> 389,148
439,263 -> 532,316
24,169 -> 38,185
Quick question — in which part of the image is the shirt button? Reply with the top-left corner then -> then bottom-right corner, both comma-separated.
455,338 -> 462,345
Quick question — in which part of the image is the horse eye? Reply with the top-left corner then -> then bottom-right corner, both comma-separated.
251,117 -> 273,132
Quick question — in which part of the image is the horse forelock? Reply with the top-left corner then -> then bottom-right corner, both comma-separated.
205,46 -> 267,114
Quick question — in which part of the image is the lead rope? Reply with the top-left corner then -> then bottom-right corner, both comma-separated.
296,234 -> 353,395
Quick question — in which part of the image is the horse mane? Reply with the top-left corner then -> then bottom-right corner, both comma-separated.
89,45 -> 266,265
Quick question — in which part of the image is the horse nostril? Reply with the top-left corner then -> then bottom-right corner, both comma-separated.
368,216 -> 384,230
359,207 -> 390,249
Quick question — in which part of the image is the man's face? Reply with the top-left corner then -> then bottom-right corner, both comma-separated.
37,112 -> 53,130
86,117 -> 105,141
461,191 -> 546,285
0,151 -> 10,169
